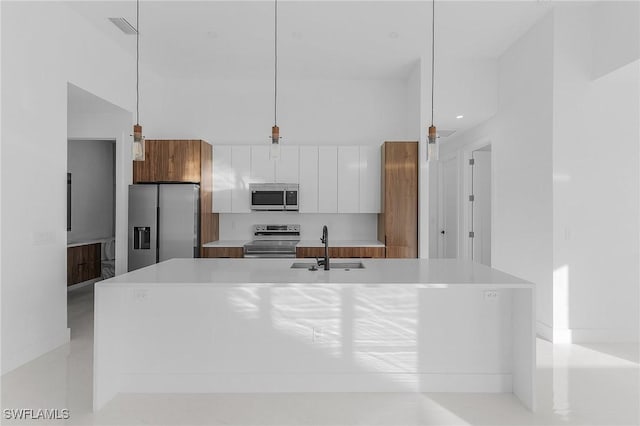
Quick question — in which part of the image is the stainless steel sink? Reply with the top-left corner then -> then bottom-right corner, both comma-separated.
290,262 -> 365,270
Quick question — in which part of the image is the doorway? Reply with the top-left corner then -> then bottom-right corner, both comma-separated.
469,145 -> 492,266
438,155 -> 459,258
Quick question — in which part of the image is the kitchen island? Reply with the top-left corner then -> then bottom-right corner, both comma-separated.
94,258 -> 535,411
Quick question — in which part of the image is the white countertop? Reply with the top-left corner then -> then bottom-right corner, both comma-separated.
202,240 -> 247,248
202,240 -> 384,248
98,258 -> 533,288
67,237 -> 114,248
297,240 -> 384,248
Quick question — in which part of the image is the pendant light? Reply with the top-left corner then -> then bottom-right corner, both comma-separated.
133,0 -> 145,161
270,0 -> 281,160
427,0 -> 438,162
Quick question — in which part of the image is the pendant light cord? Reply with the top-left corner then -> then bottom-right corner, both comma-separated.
136,0 -> 140,125
274,0 -> 278,127
430,0 -> 435,127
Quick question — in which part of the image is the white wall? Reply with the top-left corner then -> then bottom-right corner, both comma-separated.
440,12 -> 555,333
143,78 -> 408,146
553,4 -> 640,342
591,1 -> 640,79
67,140 -> 115,243
1,2 -> 141,373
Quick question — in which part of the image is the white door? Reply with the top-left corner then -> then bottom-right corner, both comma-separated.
318,146 -> 338,213
250,145 -> 275,183
337,146 -> 359,213
440,156 -> 458,258
298,146 -> 319,212
231,146 -> 251,213
212,145 -> 232,213
359,146 -> 381,213
471,149 -> 491,266
275,146 -> 299,184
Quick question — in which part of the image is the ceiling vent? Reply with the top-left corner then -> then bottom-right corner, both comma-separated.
438,129 -> 456,138
108,17 -> 138,35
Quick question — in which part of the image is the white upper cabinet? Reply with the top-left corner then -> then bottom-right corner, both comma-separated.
211,144 -> 380,215
298,146 -> 319,213
250,145 -> 275,183
275,146 -> 299,184
337,146 -> 360,213
318,146 -> 338,213
359,145 -> 381,213
231,145 -> 251,213
212,145 -> 232,213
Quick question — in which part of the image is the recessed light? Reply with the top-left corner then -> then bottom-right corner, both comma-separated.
388,32 -> 399,39
456,115 -> 464,119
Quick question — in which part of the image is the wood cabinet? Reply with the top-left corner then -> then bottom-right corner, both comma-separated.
202,247 -> 244,258
296,246 -> 385,259
133,139 -> 218,244
67,243 -> 101,286
378,141 -> 418,258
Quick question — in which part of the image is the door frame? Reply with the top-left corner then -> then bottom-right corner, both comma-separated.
461,138 -> 493,262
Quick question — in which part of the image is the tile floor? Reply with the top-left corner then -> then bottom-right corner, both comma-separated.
1,283 -> 638,425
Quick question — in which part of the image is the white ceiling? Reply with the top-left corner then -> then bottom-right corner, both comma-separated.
68,1 -> 554,80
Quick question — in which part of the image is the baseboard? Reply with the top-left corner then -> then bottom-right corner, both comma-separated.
120,372 -> 513,394
536,321 -> 553,342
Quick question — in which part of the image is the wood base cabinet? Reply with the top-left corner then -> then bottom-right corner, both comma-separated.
378,141 -> 418,258
202,247 -> 244,258
67,243 -> 101,286
296,246 -> 385,259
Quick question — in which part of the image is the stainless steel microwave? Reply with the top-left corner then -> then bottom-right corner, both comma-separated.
250,183 -> 299,211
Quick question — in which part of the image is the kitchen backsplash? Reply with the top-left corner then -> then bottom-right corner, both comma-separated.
219,213 -> 378,241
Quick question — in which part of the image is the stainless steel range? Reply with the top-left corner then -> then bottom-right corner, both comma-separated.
243,224 -> 300,258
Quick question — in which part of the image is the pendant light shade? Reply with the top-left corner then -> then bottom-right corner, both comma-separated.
132,0 -> 145,161
427,0 -> 438,162
269,0 -> 281,160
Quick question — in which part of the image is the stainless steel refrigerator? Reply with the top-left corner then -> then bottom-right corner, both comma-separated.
128,184 -> 200,272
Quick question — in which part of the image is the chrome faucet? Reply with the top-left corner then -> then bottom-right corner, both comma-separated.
317,225 -> 330,270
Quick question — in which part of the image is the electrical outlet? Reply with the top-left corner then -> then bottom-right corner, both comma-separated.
484,290 -> 499,301
133,289 -> 148,302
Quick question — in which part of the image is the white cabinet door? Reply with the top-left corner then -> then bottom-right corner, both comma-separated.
359,145 -> 381,213
275,146 -> 299,184
337,146 -> 360,213
231,146 -> 251,213
250,145 -> 275,183
318,146 -> 338,213
298,146 -> 318,213
212,145 -> 232,213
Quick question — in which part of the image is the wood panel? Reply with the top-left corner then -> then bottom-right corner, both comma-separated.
133,139 -> 202,183
199,141 -> 218,244
296,246 -> 385,259
67,243 -> 101,286
202,247 -> 244,258
378,141 -> 418,258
